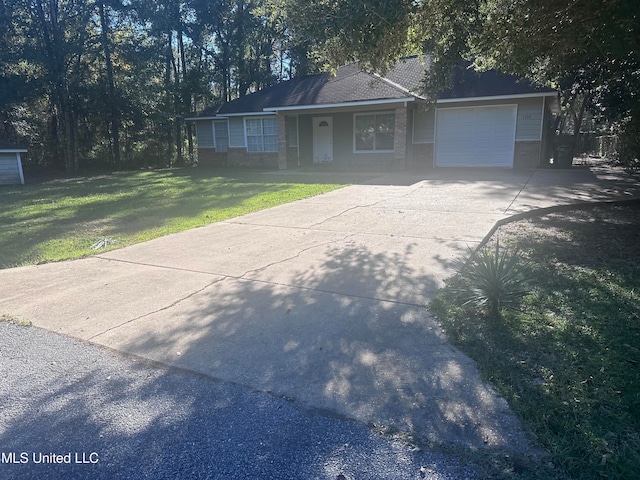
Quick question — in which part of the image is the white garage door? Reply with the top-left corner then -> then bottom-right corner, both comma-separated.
435,106 -> 517,167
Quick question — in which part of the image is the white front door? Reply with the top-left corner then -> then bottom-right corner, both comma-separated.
313,116 -> 333,163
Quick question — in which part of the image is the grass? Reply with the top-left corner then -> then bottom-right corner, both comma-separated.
0,313 -> 31,326
0,167 -> 355,268
430,204 -> 640,479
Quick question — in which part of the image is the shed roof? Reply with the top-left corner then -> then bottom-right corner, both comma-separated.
0,141 -> 27,152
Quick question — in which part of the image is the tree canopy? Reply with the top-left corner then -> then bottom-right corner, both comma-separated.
0,0 -> 308,171
2,0 -> 638,171
287,0 -> 640,157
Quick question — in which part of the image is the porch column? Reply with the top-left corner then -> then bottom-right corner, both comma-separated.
394,106 -> 408,169
276,113 -> 287,169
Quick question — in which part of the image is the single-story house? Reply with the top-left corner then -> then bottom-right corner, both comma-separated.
0,141 -> 27,185
186,56 -> 559,170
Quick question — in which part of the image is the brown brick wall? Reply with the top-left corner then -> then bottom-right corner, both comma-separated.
286,146 -> 299,168
227,147 -> 279,168
514,141 -> 541,168
393,106 -> 408,169
196,149 -> 228,167
277,114 -> 287,169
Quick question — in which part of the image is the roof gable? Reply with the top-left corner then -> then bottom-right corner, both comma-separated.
440,66 -> 556,99
217,62 -> 413,115
192,56 -> 556,117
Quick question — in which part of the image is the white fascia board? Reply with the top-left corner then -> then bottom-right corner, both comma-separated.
185,111 -> 275,120
184,116 -> 222,121
436,92 -> 558,104
0,149 -> 28,153
223,111 -> 276,117
264,97 -> 415,112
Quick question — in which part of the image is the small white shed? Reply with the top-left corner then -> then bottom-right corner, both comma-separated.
0,141 -> 27,185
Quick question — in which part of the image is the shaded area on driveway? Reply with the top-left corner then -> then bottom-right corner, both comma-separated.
90,242 -> 527,450
1,164 -> 639,458
0,321 -> 479,480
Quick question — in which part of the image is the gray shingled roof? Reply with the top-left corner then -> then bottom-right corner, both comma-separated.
194,56 -> 555,117
382,55 -> 430,94
440,65 -> 556,99
216,62 -> 415,115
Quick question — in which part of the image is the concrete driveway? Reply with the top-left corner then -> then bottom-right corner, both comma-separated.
2,164 -> 638,452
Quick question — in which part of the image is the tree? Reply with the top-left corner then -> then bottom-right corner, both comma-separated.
285,0 -> 640,158
0,0 -> 303,171
98,0 -> 121,165
475,0 -> 640,158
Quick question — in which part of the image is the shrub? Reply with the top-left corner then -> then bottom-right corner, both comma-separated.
451,241 -> 530,317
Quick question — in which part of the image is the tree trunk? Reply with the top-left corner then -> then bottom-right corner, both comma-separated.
173,30 -> 182,166
572,92 -> 591,155
99,1 -> 121,166
165,30 -> 174,166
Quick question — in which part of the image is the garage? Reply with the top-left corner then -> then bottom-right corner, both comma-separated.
435,105 -> 517,167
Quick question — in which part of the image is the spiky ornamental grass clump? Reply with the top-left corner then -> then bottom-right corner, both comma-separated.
452,240 -> 531,317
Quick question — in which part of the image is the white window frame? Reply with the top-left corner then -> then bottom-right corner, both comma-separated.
213,119 -> 229,152
353,112 -> 395,153
244,117 -> 278,153
195,121 -> 215,149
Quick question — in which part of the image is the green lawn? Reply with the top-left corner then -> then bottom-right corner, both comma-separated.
431,204 -> 640,479
0,168 -> 353,269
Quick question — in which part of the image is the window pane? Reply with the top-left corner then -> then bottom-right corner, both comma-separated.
376,132 -> 394,150
355,115 -> 375,151
214,120 -> 228,136
262,118 -> 277,135
246,119 -> 262,135
214,121 -> 229,152
247,135 -> 263,152
355,115 -> 375,134
196,121 -> 214,147
216,137 -> 229,152
355,133 -> 374,150
376,114 -> 395,134
263,135 -> 278,152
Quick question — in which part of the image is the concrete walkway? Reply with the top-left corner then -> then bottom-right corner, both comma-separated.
2,164 -> 638,452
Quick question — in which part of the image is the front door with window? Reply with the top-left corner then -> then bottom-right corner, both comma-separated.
313,116 -> 333,163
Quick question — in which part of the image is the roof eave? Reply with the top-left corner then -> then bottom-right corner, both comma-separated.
221,111 -> 276,117
185,111 -> 276,120
264,97 -> 416,112
184,116 -> 223,121
437,91 -> 559,104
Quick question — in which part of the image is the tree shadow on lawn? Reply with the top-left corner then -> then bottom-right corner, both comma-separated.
0,164 -> 543,268
446,204 -> 640,478
0,168 -> 355,268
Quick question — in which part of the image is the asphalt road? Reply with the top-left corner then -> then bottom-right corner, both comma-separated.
0,321 -> 478,479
